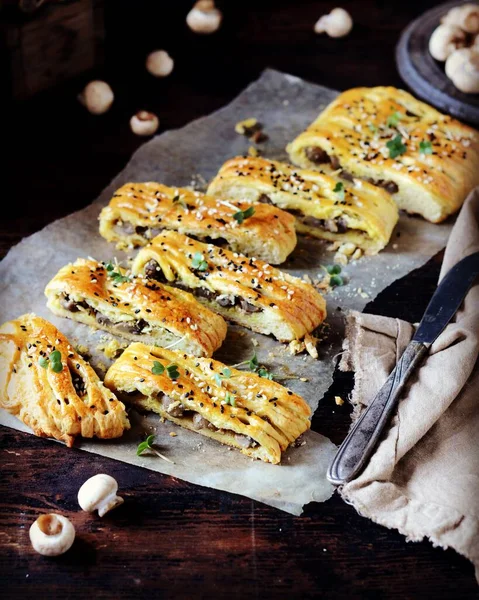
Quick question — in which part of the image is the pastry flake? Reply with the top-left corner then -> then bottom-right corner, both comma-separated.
104,342 -> 311,464
0,313 -> 130,446
131,231 -> 326,342
287,86 -> 479,223
44,258 -> 227,357
99,182 -> 297,264
208,156 -> 398,255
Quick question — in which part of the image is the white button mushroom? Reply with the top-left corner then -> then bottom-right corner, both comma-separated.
186,0 -> 222,34
78,474 -> 124,517
429,24 -> 467,61
314,7 -> 353,38
29,514 -> 75,557
441,3 -> 479,34
445,47 -> 479,93
78,80 -> 114,115
130,111 -> 160,136
146,50 -> 174,77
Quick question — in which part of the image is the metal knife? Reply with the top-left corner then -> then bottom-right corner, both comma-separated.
327,250 -> 479,486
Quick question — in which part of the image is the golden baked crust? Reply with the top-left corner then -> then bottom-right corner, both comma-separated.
208,156 -> 398,255
44,258 -> 227,357
287,86 -> 479,223
105,342 -> 311,464
99,182 -> 297,264
131,231 -> 326,342
0,313 -> 130,446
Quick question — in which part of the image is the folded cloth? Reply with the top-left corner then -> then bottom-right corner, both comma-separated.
339,188 -> 479,582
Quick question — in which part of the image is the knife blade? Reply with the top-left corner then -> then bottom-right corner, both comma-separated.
327,250 -> 479,486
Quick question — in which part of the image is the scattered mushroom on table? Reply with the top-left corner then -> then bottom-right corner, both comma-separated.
78,473 -> 124,517
29,514 -> 76,557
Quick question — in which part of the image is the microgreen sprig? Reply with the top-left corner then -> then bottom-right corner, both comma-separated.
151,360 -> 180,379
172,194 -> 188,210
214,367 -> 232,387
105,261 -> 131,284
386,111 -> 403,128
386,134 -> 407,159
224,391 -> 236,407
231,352 -> 275,380
321,264 -> 344,288
419,140 -> 433,155
333,182 -> 345,202
233,206 -> 255,224
38,350 -> 63,373
191,252 -> 208,271
136,434 -> 174,463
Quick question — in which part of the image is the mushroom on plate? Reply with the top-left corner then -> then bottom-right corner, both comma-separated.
429,24 -> 467,61
445,47 -> 479,93
441,3 -> 479,33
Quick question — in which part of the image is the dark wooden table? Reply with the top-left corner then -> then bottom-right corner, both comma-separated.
2,1 -> 477,598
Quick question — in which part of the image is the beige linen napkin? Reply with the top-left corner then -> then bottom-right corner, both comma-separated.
339,189 -> 479,581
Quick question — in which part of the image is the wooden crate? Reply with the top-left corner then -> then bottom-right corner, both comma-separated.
1,0 -> 104,99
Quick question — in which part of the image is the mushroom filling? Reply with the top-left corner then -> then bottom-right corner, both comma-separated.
113,220 -> 163,240
288,210 -> 354,235
71,371 -> 86,396
303,146 -> 399,194
58,294 -> 150,335
144,260 -> 263,314
160,394 -> 259,449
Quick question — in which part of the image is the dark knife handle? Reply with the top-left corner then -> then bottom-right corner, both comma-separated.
327,340 -> 428,485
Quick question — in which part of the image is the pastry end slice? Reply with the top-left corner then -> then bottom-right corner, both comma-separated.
99,182 -> 297,264
44,258 -> 227,358
105,342 -> 311,464
0,314 -> 130,446
287,86 -> 479,223
131,231 -> 327,343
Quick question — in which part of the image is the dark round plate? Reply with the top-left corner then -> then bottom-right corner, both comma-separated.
396,0 -> 479,125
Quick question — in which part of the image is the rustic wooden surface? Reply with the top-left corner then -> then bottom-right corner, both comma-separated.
1,1 -> 477,598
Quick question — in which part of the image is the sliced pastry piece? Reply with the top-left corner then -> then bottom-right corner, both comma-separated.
0,313 -> 130,447
286,86 -> 479,223
105,342 -> 311,464
131,231 -> 326,342
207,156 -> 398,255
45,258 -> 227,357
99,182 -> 297,264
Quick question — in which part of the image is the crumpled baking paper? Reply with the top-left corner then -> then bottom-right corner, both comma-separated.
0,70 -> 453,514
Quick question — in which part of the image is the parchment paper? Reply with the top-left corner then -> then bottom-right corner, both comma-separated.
0,70 -> 453,515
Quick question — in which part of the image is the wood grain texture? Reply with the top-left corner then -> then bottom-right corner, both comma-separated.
1,1 -> 477,597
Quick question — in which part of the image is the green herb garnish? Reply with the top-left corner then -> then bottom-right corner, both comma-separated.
333,182 -> 345,202
224,391 -> 236,407
166,364 -> 180,380
152,361 -> 165,375
172,194 -> 188,210
257,367 -> 274,380
386,111 -> 403,128
368,123 -> 378,134
191,252 -> 208,271
330,275 -> 344,287
214,368 -> 232,387
419,140 -> 433,155
326,264 -> 342,275
49,350 -> 63,373
137,434 -> 174,463
232,206 -> 255,225
386,135 -> 407,159
38,356 -> 49,369
104,261 -> 130,284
